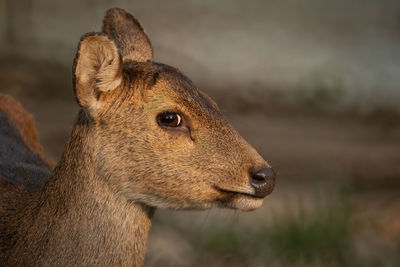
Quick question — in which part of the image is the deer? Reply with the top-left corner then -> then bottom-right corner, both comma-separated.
0,8 -> 276,266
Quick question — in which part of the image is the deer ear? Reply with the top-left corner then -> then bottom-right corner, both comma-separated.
102,7 -> 153,62
73,33 -> 122,109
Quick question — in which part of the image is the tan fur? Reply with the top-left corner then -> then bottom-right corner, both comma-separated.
0,8 -> 275,266
74,34 -> 123,109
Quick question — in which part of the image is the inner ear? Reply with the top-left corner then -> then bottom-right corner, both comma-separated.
102,7 -> 153,62
73,33 -> 122,109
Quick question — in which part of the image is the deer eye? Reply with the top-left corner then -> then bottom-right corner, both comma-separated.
157,112 -> 182,128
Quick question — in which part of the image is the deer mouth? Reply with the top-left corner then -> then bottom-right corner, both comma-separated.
213,186 -> 264,199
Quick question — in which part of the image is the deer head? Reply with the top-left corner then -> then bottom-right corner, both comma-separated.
72,8 -> 275,211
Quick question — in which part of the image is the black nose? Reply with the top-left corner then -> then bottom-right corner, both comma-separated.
250,167 -> 276,197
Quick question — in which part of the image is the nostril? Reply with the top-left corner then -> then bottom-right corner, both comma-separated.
252,170 -> 268,181
251,167 -> 275,183
249,167 -> 276,197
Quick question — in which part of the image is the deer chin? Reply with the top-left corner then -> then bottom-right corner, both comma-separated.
214,187 -> 265,211
217,194 -> 265,211
229,196 -> 265,211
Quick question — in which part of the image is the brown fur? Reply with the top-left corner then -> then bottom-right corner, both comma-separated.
0,94 -> 54,168
102,7 -> 153,62
0,8 -> 274,266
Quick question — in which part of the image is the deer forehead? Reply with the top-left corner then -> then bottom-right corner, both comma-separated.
118,62 -> 223,120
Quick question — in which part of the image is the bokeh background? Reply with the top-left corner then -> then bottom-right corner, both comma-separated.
1,0 -> 400,266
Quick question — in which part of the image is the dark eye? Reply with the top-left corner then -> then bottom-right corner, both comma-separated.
157,112 -> 182,128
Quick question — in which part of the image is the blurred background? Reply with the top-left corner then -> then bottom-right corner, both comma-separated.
1,0 -> 400,266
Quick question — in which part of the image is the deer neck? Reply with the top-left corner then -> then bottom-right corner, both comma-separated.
13,111 -> 154,266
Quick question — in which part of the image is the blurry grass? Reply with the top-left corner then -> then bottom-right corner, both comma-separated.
193,189 -> 353,266
261,198 -> 351,266
201,227 -> 242,255
299,73 -> 345,111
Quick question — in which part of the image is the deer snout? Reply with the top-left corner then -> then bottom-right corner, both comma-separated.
249,167 -> 276,197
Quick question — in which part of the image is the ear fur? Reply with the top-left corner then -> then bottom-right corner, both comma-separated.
73,33 -> 122,109
102,7 -> 153,62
